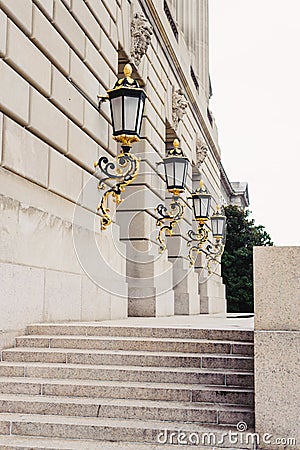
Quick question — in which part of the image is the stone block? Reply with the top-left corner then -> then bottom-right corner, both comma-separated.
71,217 -> 127,293
254,246 -> 300,331
128,292 -> 156,317
0,112 -> 3,163
119,184 -> 162,212
116,3 -> 124,49
0,262 -> 44,331
199,273 -> 226,314
53,0 -> 85,58
109,18 -> 118,48
81,276 -> 111,321
0,194 -> 82,275
49,148 -> 82,203
44,269 -> 81,321
155,291 -> 175,317
0,59 -> 29,125
84,39 -> 110,89
118,210 -> 155,240
33,0 -> 54,19
29,87 -> 68,153
85,0 -> 110,36
83,101 -> 109,148
0,0 -> 32,36
68,121 -> 98,171
102,0 -> 117,21
255,331 -> 300,448
19,207 -> 81,273
51,67 -> 84,126
71,0 -> 100,49
0,9 -> 7,57
81,171 -> 101,212
110,295 -> 128,320
6,19 -> 51,97
0,195 -> 20,264
32,5 -> 69,75
100,28 -> 118,73
2,116 -> 49,187
70,50 -> 100,103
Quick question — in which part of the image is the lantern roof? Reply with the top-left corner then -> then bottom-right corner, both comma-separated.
191,180 -> 211,198
164,139 -> 187,159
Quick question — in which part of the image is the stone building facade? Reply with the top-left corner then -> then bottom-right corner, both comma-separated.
0,0 -> 235,349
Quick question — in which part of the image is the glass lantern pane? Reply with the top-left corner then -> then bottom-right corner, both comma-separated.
164,160 -> 174,188
201,198 -> 209,217
218,218 -> 225,235
193,198 -> 200,218
174,160 -> 185,188
135,98 -> 145,135
124,96 -> 139,132
111,96 -> 122,133
211,218 -> 217,235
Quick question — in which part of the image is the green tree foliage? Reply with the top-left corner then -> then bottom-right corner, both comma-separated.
221,205 -> 273,313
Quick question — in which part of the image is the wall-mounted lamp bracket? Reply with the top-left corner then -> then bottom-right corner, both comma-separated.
205,238 -> 225,274
155,195 -> 185,253
187,222 -> 209,266
94,146 -> 140,230
97,94 -> 109,111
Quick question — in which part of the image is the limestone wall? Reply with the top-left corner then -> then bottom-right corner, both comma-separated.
254,246 -> 300,449
0,0 -> 129,348
0,0 -> 226,348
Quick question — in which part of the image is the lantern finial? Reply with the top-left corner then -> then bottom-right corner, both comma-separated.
124,63 -> 133,78
173,138 -> 179,148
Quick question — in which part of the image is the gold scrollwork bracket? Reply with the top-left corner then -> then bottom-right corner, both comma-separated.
155,196 -> 185,253
206,238 -> 225,274
187,223 -> 209,266
94,150 -> 140,230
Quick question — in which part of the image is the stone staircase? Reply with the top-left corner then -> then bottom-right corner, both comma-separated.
0,323 -> 255,449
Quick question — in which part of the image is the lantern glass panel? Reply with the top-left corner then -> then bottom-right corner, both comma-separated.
192,197 -> 200,218
212,216 -> 226,237
111,96 -> 122,133
201,197 -> 210,217
124,96 -> 139,132
136,97 -> 145,135
174,159 -> 186,189
164,159 -> 174,189
192,195 -> 211,220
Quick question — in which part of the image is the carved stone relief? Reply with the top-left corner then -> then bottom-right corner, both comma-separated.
172,88 -> 188,131
130,12 -> 153,67
196,135 -> 208,167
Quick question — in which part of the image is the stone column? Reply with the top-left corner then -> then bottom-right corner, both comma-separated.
166,197 -> 201,315
192,167 -> 226,314
254,246 -> 300,449
116,139 -> 175,317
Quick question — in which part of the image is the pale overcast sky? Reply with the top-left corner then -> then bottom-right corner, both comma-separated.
209,0 -> 300,246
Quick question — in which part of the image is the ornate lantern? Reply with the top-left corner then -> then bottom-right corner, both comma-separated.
211,207 -> 226,239
187,181 -> 226,272
191,180 -> 212,222
95,64 -> 146,230
163,139 -> 189,194
108,64 -> 146,147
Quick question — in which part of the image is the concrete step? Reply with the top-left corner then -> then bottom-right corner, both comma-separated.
0,435 -> 254,450
0,394 -> 254,426
1,348 -> 254,371
0,362 -> 254,387
0,413 -> 255,448
26,324 -> 254,342
0,377 -> 254,405
15,335 -> 254,356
